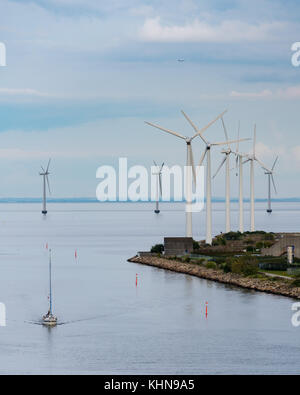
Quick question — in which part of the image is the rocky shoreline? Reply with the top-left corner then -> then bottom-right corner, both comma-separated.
128,255 -> 300,300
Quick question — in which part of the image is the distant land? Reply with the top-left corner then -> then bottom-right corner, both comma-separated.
0,198 -> 299,203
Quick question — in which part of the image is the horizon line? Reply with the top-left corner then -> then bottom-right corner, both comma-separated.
0,197 -> 299,203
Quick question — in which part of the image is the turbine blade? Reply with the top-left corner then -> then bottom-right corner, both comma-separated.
145,121 -> 186,140
160,162 -> 165,172
213,138 -> 251,146
255,157 -> 271,172
213,156 -> 227,179
236,121 -> 240,153
190,110 -> 228,141
221,117 -> 229,145
41,166 -> 46,173
153,160 -> 158,168
46,158 -> 51,173
242,158 -> 251,165
181,110 -> 207,144
199,148 -> 208,166
272,156 -> 279,171
253,125 -> 256,157
271,174 -> 278,194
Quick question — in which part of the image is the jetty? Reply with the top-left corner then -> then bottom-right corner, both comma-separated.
128,255 -> 300,299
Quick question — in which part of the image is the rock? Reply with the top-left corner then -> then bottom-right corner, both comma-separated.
127,256 -> 300,300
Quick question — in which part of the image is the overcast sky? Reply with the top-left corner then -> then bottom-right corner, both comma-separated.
0,0 -> 299,198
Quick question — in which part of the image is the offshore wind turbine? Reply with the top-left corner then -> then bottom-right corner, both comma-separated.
145,110 -> 227,238
243,126 -> 270,232
39,159 -> 51,215
181,111 -> 248,245
213,118 -> 251,233
265,157 -> 278,213
153,161 -> 164,214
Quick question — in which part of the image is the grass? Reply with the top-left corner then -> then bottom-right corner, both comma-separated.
261,270 -> 294,278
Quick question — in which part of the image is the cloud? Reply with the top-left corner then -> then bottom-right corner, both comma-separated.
255,142 -> 285,161
0,148 -> 93,160
140,17 -> 285,43
230,85 -> 300,100
277,86 -> 300,99
129,5 -> 154,17
0,88 -> 51,97
230,89 -> 273,98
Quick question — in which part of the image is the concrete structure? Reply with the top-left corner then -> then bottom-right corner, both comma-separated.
138,251 -> 156,258
261,233 -> 300,259
164,237 -> 193,256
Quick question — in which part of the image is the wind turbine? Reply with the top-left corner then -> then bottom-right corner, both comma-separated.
233,123 -> 250,233
153,161 -> 164,214
181,112 -> 249,245
213,118 -> 251,233
145,110 -> 227,238
265,157 -> 278,213
39,159 -> 51,215
243,126 -> 270,232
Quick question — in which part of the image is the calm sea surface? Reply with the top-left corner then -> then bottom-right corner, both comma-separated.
0,201 -> 299,375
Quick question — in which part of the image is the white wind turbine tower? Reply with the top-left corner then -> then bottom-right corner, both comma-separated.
265,157 -> 278,213
181,111 -> 249,245
243,126 -> 270,232
233,123 -> 250,233
39,159 -> 51,215
145,110 -> 227,238
153,161 -> 164,214
213,118 -> 250,233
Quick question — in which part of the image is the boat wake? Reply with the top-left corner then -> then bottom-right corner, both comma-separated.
25,315 -> 103,327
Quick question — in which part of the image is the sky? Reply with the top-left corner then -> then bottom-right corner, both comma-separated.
0,0 -> 299,198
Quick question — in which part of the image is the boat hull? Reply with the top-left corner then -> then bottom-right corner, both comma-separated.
42,315 -> 57,326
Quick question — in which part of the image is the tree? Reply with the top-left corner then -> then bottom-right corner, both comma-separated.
151,244 -> 164,254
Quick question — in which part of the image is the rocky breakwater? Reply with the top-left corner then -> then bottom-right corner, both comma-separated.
128,255 -> 300,299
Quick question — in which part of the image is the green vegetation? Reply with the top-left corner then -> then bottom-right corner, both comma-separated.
291,274 -> 300,288
221,260 -> 232,273
261,270 -> 293,278
193,240 -> 200,250
223,231 -> 243,241
220,256 -> 259,276
205,261 -> 217,269
151,244 -> 164,254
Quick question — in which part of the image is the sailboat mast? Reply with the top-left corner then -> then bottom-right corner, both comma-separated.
49,249 -> 52,315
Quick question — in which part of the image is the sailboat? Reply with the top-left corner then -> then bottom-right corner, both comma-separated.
42,249 -> 57,326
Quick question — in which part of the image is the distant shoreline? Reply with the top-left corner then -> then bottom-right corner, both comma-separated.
0,198 -> 299,204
